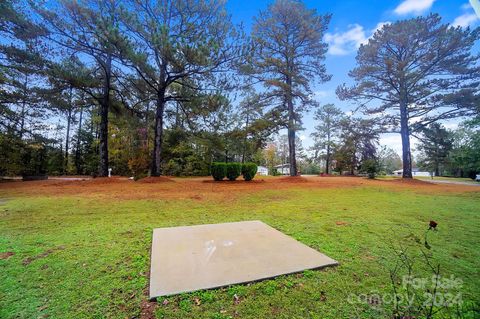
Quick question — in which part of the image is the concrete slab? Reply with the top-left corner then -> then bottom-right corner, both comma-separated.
149,220 -> 338,299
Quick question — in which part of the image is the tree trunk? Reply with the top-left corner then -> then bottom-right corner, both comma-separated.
400,101 -> 413,178
241,112 -> 250,164
326,144 -> 330,175
20,100 -> 26,139
19,74 -> 28,139
326,129 -> 331,174
145,101 -> 150,149
64,108 -> 72,174
286,77 -> 297,176
151,90 -> 166,176
288,126 -> 297,176
350,150 -> 356,175
98,54 -> 112,177
75,105 -> 83,174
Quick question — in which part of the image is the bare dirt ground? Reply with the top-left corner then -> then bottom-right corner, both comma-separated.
1,176 -> 479,201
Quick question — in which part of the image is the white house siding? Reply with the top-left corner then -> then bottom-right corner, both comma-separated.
274,165 -> 290,175
257,166 -> 268,176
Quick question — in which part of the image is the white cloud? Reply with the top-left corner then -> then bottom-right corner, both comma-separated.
325,22 -> 391,56
394,0 -> 435,15
324,24 -> 367,56
379,134 -> 403,156
454,12 -> 479,27
312,90 -> 331,98
443,122 -> 459,130
370,21 -> 391,39
373,21 -> 391,33
453,3 -> 480,28
379,133 -> 421,157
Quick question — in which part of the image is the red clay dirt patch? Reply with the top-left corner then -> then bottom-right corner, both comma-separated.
189,195 -> 203,201
335,221 -> 349,226
0,252 -> 14,260
278,176 -> 310,183
85,177 -> 130,184
138,176 -> 174,183
1,176 -> 478,201
139,299 -> 157,319
202,179 -> 266,184
22,246 -> 65,265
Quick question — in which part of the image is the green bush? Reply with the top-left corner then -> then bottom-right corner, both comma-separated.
271,167 -> 281,176
242,162 -> 258,181
226,162 -> 242,181
361,159 -> 379,179
211,162 -> 226,181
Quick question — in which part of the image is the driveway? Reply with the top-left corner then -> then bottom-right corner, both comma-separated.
424,179 -> 480,186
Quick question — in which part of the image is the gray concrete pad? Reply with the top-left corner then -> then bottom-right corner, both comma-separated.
149,220 -> 338,299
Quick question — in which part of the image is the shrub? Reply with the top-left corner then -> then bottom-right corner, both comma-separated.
242,162 -> 258,181
163,159 -> 183,176
211,162 -> 226,181
128,151 -> 150,180
226,162 -> 242,181
361,159 -> 379,179
271,167 -> 281,176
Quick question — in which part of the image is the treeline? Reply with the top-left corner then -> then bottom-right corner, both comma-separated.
416,122 -> 480,178
265,106 -> 480,178
0,0 -> 278,177
1,0 -> 479,178
307,106 -> 480,178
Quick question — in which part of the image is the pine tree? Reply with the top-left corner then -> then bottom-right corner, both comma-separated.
417,123 -> 453,176
311,104 -> 344,174
118,0 -> 243,176
338,14 -> 480,178
249,0 -> 331,176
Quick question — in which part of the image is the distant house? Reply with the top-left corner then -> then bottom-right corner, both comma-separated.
393,169 -> 432,177
257,166 -> 268,176
274,164 -> 290,175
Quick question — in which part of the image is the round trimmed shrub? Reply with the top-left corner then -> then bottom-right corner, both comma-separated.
242,162 -> 258,181
211,162 -> 226,181
226,162 -> 242,181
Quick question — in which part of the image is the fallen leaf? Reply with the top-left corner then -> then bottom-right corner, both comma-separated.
38,305 -> 48,311
233,293 -> 240,305
193,297 -> 201,306
0,252 -> 14,260
320,291 -> 327,302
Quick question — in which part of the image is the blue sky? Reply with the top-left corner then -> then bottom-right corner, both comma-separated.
226,0 -> 480,156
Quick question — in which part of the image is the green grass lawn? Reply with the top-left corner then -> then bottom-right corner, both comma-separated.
1,180 -> 479,318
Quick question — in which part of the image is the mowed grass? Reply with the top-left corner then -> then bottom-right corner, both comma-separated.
0,178 -> 479,318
